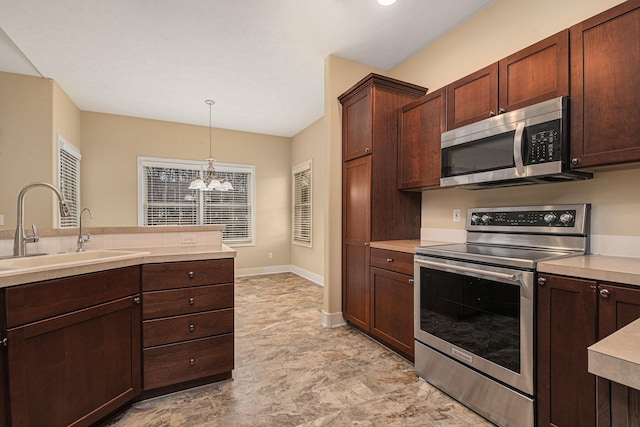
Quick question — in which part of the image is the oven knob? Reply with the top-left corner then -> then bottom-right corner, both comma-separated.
560,212 -> 574,224
481,215 -> 493,224
543,213 -> 557,224
471,214 -> 481,224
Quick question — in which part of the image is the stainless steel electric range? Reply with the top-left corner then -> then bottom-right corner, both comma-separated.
414,204 -> 590,427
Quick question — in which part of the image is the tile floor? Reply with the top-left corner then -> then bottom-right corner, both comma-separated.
106,273 -> 492,426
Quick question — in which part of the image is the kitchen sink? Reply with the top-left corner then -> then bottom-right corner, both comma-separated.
0,250 -> 146,272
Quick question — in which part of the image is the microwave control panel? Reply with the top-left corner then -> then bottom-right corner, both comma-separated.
524,119 -> 563,165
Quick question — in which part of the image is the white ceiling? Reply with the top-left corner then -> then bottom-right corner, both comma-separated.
0,0 -> 493,137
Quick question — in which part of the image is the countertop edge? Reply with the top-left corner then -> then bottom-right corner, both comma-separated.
0,245 -> 236,288
588,318 -> 640,391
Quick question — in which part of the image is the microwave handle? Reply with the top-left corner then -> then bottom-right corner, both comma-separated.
415,258 -> 521,283
514,121 -> 525,176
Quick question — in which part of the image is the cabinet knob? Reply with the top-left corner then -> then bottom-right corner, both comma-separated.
364,147 -> 371,153
538,277 -> 547,286
408,279 -> 414,285
599,289 -> 610,298
364,242 -> 369,247
489,111 -> 496,117
571,158 -> 581,166
133,296 -> 141,304
188,271 -> 195,278
189,297 -> 195,305
498,108 -> 506,114
189,358 -> 195,366
189,324 -> 196,332
386,258 -> 393,263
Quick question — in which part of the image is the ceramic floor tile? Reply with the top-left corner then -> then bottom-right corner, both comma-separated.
104,273 -> 492,426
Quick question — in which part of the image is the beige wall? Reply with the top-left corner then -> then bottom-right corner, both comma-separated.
322,0 -> 635,317
0,72 -> 55,230
80,111 -> 292,271
291,117 -> 325,278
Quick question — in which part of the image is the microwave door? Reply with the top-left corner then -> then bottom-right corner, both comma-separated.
441,123 -> 519,187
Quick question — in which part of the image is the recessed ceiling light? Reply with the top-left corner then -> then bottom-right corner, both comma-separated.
377,0 -> 397,5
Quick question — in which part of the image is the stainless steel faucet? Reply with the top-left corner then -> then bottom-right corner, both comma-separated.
14,182 -> 71,257
77,207 -> 93,252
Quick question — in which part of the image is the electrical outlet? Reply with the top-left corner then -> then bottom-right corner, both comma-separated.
268,252 -> 273,259
453,209 -> 461,223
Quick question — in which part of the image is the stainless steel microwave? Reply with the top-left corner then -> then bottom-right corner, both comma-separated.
440,96 -> 592,189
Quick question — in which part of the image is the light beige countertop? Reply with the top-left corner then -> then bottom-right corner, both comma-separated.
588,318 -> 640,390
538,255 -> 640,286
0,244 -> 236,288
370,239 -> 450,254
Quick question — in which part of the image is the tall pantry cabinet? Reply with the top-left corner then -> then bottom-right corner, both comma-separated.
339,74 -> 426,331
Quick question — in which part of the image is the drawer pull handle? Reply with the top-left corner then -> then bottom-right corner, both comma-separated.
386,258 -> 393,263
189,297 -> 195,305
188,271 -> 195,278
133,296 -> 141,304
189,324 -> 196,332
189,358 -> 195,366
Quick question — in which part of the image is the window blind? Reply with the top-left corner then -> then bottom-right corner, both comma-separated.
292,160 -> 312,247
58,136 -> 81,228
138,157 -> 255,245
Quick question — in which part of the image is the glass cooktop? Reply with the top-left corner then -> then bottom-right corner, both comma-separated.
415,243 -> 583,270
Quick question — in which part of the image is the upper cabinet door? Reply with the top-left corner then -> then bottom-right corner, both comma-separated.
498,30 -> 569,113
570,0 -> 640,169
446,63 -> 498,130
398,88 -> 446,190
341,88 -> 373,161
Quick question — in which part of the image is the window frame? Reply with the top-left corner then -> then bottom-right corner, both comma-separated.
57,134 -> 81,228
137,156 -> 255,246
292,159 -> 312,247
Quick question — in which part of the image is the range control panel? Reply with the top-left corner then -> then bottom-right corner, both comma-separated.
466,205 -> 590,237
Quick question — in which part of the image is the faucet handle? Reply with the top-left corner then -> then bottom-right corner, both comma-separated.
27,224 -> 40,243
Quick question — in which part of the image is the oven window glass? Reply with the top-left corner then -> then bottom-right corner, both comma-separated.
419,268 -> 521,373
442,131 -> 515,177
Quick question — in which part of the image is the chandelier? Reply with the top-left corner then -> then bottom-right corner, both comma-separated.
188,100 -> 234,191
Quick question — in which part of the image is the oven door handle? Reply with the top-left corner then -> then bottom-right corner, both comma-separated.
415,259 -> 522,282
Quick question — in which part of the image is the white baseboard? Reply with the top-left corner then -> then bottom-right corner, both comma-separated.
322,310 -> 346,328
290,265 -> 324,286
235,264 -> 325,285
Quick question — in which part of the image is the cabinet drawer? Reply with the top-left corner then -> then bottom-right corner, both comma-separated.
5,266 -> 140,328
143,308 -> 234,347
370,248 -> 414,276
142,258 -> 234,291
143,283 -> 233,319
143,334 -> 234,390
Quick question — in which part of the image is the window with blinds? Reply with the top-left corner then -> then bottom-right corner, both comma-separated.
57,135 -> 81,228
138,157 -> 255,245
292,160 -> 312,247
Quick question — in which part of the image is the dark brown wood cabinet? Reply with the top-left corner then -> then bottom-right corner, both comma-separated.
3,267 -> 141,427
141,258 -> 234,393
569,0 -> 640,169
537,274 -> 640,427
447,30 -> 569,130
397,87 -> 446,190
369,248 -> 415,360
339,74 -> 425,334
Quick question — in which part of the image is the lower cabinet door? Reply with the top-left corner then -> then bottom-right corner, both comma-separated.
7,296 -> 141,427
369,267 -> 414,359
143,334 -> 234,390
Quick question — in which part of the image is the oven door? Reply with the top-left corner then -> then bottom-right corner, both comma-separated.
414,255 -> 535,395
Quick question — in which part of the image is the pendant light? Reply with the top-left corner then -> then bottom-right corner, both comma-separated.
188,100 -> 233,191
